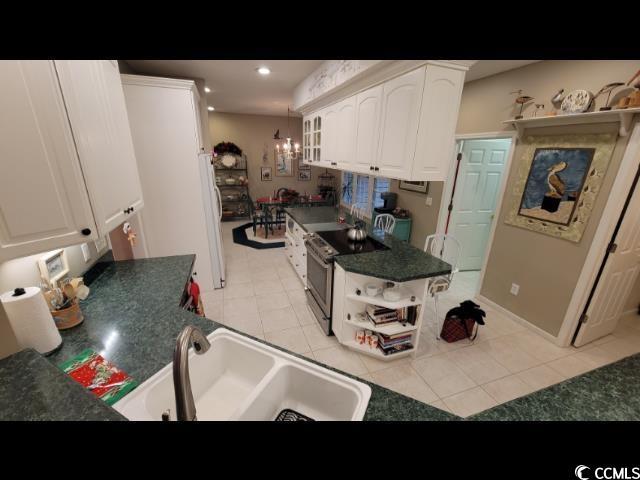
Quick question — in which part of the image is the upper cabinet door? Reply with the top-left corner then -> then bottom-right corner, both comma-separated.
353,84 -> 383,174
335,97 -> 357,170
55,60 -> 144,237
322,105 -> 338,167
413,65 -> 465,181
376,67 -> 425,180
0,61 -> 97,262
302,115 -> 312,165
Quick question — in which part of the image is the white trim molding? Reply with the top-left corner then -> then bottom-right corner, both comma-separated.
476,294 -> 564,346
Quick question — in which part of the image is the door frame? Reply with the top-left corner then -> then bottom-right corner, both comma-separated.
556,122 -> 640,347
436,131 -> 517,296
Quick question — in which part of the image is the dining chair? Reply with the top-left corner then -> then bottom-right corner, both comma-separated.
249,197 -> 273,238
374,213 -> 396,234
423,234 -> 462,339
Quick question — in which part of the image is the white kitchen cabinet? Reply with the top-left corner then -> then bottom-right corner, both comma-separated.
0,61 -> 98,262
412,65 -> 465,181
334,96 -> 357,171
312,112 -> 323,165
321,105 -> 338,168
55,60 -> 144,236
376,66 -> 425,179
353,84 -> 383,174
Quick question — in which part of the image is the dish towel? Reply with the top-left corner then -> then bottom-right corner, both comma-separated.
59,349 -> 138,405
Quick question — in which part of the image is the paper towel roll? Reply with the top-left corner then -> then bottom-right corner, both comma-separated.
0,287 -> 62,355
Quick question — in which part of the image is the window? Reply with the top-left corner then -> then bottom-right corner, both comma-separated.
341,172 -> 391,216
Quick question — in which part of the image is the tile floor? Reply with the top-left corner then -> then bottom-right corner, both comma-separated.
200,220 -> 640,418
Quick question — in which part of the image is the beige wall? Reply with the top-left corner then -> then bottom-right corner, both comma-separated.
625,269 -> 640,313
390,180 -> 443,249
454,60 -> 640,337
209,112 -> 326,200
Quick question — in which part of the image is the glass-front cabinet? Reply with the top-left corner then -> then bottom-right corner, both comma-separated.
303,116 -> 312,165
312,114 -> 322,163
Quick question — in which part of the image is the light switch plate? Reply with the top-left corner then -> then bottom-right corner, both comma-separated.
510,283 -> 520,296
81,243 -> 91,263
425,197 -> 433,206
94,237 -> 107,253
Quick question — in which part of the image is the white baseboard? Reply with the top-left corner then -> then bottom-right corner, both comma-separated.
621,308 -> 640,317
475,294 -> 565,346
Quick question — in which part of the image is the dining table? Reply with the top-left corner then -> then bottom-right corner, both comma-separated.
253,195 -> 332,239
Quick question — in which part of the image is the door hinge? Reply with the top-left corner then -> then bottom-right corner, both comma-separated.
580,313 -> 589,324
607,242 -> 618,254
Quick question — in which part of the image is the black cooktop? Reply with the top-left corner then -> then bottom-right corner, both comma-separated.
317,229 -> 390,255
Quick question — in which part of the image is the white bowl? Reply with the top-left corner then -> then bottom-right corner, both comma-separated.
365,284 -> 381,296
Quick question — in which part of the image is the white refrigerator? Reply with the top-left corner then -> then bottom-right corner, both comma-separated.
199,152 -> 226,289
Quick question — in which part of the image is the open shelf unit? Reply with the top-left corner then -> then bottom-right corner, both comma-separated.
215,154 -> 251,222
502,107 -> 640,139
333,267 -> 428,361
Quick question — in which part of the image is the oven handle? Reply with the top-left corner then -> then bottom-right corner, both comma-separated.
305,245 -> 331,269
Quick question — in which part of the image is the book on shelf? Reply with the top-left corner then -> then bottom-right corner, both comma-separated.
366,305 -> 396,316
366,313 -> 398,326
378,336 -> 412,348
378,342 -> 413,356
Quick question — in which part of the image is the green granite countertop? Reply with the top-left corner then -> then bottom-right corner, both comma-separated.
470,353 -> 640,421
0,251 -> 456,421
285,206 -> 451,282
0,349 -> 125,421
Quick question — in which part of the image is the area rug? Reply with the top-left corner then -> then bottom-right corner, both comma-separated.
232,222 -> 285,249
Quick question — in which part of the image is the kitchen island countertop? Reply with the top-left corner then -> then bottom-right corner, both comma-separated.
285,206 -> 451,282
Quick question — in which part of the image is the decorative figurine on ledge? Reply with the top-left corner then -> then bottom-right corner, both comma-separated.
616,70 -> 640,109
511,90 -> 534,119
534,103 -> 545,117
594,82 -> 625,111
549,88 -> 565,115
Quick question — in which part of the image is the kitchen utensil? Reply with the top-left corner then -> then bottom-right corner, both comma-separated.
63,283 -> 76,302
75,284 -> 90,301
365,284 -> 382,296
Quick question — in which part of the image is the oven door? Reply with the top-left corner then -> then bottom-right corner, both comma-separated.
305,246 -> 333,320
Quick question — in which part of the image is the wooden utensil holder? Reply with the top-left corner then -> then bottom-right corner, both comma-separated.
51,300 -> 84,330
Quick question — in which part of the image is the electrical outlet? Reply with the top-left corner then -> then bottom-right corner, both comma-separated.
510,283 -> 520,296
425,196 -> 433,206
81,243 -> 91,263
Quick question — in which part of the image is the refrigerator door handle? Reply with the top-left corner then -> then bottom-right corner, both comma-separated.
214,185 -> 222,219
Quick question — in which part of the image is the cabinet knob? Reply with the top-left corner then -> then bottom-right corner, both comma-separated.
374,167 -> 380,171
369,166 -> 374,171
81,228 -> 92,236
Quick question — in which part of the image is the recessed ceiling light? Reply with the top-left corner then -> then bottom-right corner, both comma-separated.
207,106 -> 215,111
204,86 -> 211,93
257,67 -> 271,75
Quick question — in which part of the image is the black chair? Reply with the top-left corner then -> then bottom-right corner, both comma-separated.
249,198 -> 274,238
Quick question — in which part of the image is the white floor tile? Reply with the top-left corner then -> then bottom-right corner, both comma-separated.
442,387 -> 497,418
411,354 -> 477,398
547,354 -> 593,379
358,353 -> 408,374
482,375 -> 535,404
477,336 -> 542,373
252,278 -> 285,295
370,364 -> 438,404
281,276 -> 304,291
259,306 -> 299,333
286,289 -> 307,304
264,327 -> 311,354
516,364 -> 566,391
222,281 -> 255,300
291,301 -> 315,326
446,345 -> 511,385
312,345 -> 368,376
256,291 -> 290,312
303,324 -> 338,350
223,296 -> 258,318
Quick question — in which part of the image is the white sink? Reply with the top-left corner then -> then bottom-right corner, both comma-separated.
114,328 -> 371,421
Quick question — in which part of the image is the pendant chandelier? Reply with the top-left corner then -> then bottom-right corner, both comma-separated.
274,107 -> 300,159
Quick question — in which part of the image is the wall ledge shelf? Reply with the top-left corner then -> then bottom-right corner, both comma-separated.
502,107 -> 640,139
345,292 -> 422,309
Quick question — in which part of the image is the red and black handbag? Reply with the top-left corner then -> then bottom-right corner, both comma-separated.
440,300 -> 486,343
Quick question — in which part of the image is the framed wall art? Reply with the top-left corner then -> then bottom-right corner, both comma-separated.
275,151 -> 293,177
298,170 -> 311,181
399,180 -> 429,194
261,166 -> 272,181
38,249 -> 69,287
504,132 -> 616,242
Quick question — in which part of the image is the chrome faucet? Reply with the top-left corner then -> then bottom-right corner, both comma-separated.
173,325 -> 211,421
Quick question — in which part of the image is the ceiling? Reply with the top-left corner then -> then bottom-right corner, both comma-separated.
124,60 -> 324,116
124,60 -> 540,116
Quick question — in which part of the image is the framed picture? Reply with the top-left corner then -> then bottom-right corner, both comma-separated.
399,180 -> 429,194
504,132 -> 616,242
38,249 -> 69,287
275,151 -> 293,176
298,158 -> 310,170
298,170 -> 311,181
261,166 -> 272,181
